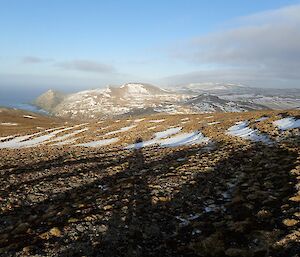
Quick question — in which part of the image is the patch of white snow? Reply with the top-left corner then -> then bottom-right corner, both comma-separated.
76,137 -> 119,147
227,121 -> 271,143
273,117 -> 300,130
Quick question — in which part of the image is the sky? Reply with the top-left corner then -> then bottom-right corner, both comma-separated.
0,0 -> 300,101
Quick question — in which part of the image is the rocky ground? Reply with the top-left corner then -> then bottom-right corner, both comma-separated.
0,108 -> 299,256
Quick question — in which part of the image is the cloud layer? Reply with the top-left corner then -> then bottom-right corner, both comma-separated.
57,59 -> 115,73
22,56 -> 51,64
169,4 -> 300,87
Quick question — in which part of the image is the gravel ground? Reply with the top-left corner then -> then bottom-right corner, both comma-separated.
0,109 -> 299,256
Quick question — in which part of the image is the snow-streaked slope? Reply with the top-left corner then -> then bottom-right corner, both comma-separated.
36,83 -> 187,119
50,128 -> 88,144
0,126 -> 87,149
126,126 -> 209,149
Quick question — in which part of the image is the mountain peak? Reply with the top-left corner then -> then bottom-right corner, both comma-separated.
33,89 -> 66,112
119,83 -> 171,96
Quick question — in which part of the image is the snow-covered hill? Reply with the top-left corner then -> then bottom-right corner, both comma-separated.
184,94 -> 267,113
34,83 -> 189,119
33,82 -> 300,119
32,89 -> 67,111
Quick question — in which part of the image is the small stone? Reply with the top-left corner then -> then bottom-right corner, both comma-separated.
294,212 -> 300,218
98,224 -> 108,233
103,205 -> 113,211
150,185 -> 161,189
39,232 -> 50,240
281,204 -> 290,210
22,246 -> 31,254
49,227 -> 62,237
283,219 -> 299,227
68,218 -> 79,223
76,224 -> 85,233
84,216 -> 95,221
256,209 -> 272,219
289,195 -> 300,202
204,167 -> 214,172
158,196 -> 169,202
151,196 -> 158,204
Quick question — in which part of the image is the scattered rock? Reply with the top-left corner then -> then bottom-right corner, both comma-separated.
282,219 -> 299,227
49,227 -> 62,237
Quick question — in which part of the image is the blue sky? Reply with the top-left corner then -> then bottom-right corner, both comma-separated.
0,0 -> 300,97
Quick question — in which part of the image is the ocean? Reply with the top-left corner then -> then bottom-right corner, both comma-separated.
0,87 -> 49,114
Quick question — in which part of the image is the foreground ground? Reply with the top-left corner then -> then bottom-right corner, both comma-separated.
0,108 -> 299,256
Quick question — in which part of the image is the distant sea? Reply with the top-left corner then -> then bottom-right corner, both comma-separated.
0,100 -> 48,114
0,87 -> 49,114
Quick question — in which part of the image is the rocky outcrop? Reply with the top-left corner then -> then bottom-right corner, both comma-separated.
32,89 -> 66,113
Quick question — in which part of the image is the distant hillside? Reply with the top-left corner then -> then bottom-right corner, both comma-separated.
33,82 -> 300,119
32,89 -> 67,112
33,83 -> 189,119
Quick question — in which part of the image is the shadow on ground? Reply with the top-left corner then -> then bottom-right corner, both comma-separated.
0,140 -> 299,257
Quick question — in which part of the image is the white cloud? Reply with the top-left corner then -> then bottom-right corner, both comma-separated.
169,4 -> 300,87
57,59 -> 116,73
22,56 -> 52,64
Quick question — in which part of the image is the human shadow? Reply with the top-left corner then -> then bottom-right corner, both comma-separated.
0,140 -> 298,257
0,139 -> 200,255
59,142 -> 299,257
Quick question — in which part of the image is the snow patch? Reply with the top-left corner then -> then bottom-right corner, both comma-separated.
207,122 -> 220,125
23,115 -> 36,119
0,126 -> 76,149
126,127 -> 209,149
148,126 -> 157,130
227,121 -> 271,143
154,127 -> 182,139
0,122 -> 18,126
76,137 -> 119,147
159,131 -> 210,147
273,117 -> 300,130
105,125 -> 136,135
134,118 -> 145,123
50,128 -> 88,144
255,116 -> 269,122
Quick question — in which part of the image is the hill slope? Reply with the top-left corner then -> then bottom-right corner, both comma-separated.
0,108 -> 299,256
33,83 -> 300,119
32,89 -> 66,112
